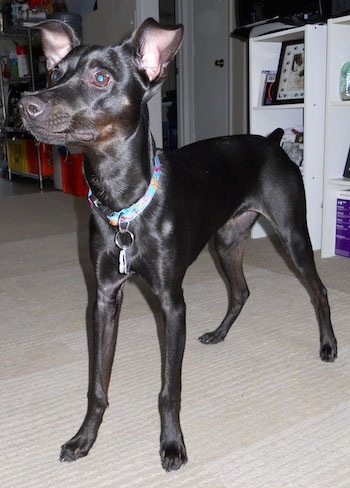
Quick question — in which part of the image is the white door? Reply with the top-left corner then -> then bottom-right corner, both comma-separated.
177,0 -> 232,145
193,0 -> 230,141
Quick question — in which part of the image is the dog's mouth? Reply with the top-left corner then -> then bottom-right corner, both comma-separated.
23,124 -> 95,145
52,130 -> 95,142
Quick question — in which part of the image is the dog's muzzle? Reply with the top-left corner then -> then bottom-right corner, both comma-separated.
19,95 -> 94,144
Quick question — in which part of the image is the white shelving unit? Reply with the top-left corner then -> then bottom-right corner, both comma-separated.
249,24 -> 327,250
322,15 -> 350,257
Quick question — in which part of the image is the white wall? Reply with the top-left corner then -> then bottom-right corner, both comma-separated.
82,0 -> 163,148
82,0 -> 135,45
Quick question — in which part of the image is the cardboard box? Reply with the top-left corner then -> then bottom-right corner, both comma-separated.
336,225 -> 350,239
335,190 -> 350,257
335,235 -> 350,257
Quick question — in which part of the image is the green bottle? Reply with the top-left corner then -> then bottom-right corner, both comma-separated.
340,61 -> 350,100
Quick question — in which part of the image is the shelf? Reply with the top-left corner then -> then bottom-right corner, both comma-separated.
321,15 -> 350,257
250,26 -> 307,43
328,100 -> 350,106
0,24 -> 41,39
249,24 -> 326,250
328,178 -> 350,187
9,170 -> 48,179
252,103 -> 304,111
0,29 -> 29,40
2,26 -> 48,191
328,15 -> 350,26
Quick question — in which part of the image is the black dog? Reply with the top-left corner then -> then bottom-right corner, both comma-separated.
20,18 -> 337,472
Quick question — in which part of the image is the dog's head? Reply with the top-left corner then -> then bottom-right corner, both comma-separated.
19,18 -> 183,146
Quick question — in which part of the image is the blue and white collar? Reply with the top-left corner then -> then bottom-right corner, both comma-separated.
88,155 -> 161,228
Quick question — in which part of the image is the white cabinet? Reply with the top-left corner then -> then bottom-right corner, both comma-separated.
322,15 -> 350,257
249,24 -> 327,250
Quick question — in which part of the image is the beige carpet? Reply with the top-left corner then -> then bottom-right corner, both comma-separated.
1,191 -> 350,487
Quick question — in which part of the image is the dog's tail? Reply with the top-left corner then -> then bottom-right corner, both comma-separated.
268,128 -> 284,145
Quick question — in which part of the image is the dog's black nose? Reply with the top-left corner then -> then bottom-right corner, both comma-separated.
19,96 -> 47,118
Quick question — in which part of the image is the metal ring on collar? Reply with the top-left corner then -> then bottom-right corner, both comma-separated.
114,229 -> 135,250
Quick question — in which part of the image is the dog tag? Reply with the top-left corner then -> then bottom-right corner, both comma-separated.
115,227 -> 134,275
119,248 -> 130,274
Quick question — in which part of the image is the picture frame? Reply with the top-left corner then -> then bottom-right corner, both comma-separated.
274,40 -> 305,104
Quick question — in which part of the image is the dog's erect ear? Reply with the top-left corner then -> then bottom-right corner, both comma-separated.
133,18 -> 183,83
31,20 -> 80,70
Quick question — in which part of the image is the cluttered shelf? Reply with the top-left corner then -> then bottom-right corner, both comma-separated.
0,1 -> 86,191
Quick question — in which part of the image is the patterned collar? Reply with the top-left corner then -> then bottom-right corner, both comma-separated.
88,155 -> 161,227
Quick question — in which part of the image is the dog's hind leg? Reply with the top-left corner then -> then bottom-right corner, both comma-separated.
199,211 -> 258,345
263,175 -> 337,362
275,221 -> 337,362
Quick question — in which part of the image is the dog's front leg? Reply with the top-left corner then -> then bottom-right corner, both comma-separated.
157,288 -> 188,471
60,281 -> 124,462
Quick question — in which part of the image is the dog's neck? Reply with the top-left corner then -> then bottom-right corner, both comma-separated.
83,104 -> 157,214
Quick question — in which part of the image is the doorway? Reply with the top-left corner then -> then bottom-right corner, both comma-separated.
176,0 -> 233,146
138,0 -> 236,149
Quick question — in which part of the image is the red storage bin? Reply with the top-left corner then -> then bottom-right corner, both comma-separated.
27,141 -> 54,176
61,153 -> 88,196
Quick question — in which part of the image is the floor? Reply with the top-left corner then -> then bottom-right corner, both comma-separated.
0,174 -> 55,197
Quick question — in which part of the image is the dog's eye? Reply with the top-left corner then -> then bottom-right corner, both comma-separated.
93,71 -> 110,87
50,69 -> 60,84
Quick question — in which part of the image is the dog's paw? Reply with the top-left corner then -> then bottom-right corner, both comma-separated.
320,342 -> 337,362
59,436 -> 92,462
160,442 -> 188,472
198,331 -> 225,345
